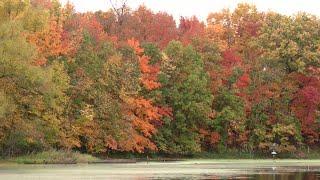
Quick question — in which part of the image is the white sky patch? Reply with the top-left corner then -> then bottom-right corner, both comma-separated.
59,0 -> 320,22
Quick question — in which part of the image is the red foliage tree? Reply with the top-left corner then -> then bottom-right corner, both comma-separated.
64,13 -> 110,44
292,73 -> 320,145
221,48 -> 242,68
179,16 -> 205,45
148,12 -> 178,48
236,73 -> 251,89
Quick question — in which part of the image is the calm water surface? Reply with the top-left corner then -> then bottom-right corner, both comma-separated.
1,160 -> 320,179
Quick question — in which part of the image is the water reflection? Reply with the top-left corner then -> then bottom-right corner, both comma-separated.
154,171 -> 320,180
1,161 -> 320,180
250,172 -> 319,180
203,166 -> 320,180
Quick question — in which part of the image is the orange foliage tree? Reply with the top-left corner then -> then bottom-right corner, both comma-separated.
120,39 -> 164,152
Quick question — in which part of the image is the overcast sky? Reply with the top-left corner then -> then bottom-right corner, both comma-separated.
59,0 -> 320,22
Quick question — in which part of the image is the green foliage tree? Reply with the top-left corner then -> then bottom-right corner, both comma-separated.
155,41 -> 213,154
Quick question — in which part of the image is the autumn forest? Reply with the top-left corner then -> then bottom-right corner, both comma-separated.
1,0 -> 320,158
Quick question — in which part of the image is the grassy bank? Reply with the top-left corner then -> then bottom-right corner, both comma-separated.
13,150 -> 99,164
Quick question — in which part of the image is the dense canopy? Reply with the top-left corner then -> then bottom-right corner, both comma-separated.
0,0 -> 319,156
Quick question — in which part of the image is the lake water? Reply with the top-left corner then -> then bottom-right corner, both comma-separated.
1,160 -> 320,179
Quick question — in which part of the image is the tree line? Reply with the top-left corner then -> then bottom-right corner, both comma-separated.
0,0 -> 319,157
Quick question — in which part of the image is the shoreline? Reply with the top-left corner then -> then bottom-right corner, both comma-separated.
2,149 -> 320,165
3,158 -> 320,165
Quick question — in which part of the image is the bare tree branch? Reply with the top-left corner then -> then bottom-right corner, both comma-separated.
108,0 -> 128,25
108,0 -> 127,16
